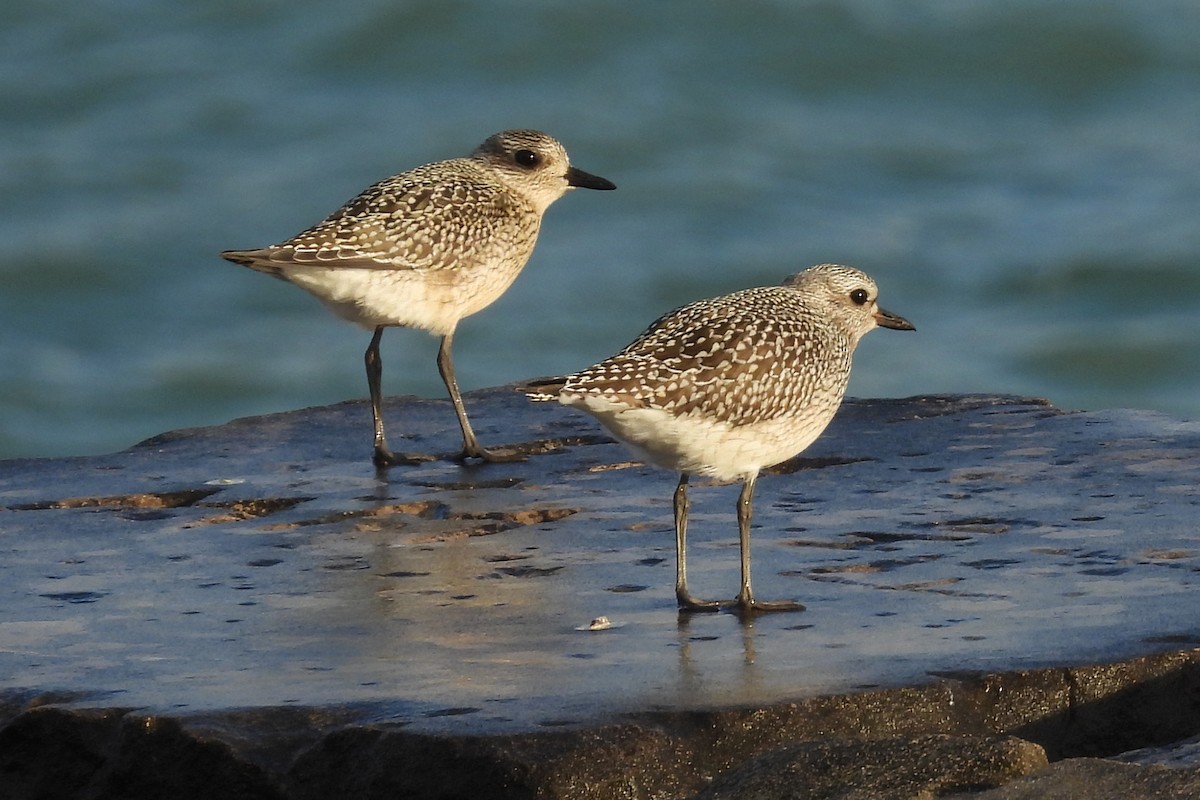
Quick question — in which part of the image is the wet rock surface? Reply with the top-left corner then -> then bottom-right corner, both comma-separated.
0,390 -> 1198,798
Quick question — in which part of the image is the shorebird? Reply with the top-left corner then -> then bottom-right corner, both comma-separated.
222,129 -> 615,467
537,264 -> 914,613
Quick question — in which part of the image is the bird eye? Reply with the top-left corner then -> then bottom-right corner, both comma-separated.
514,149 -> 540,167
849,288 -> 870,305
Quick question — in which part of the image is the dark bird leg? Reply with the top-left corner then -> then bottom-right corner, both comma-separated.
735,474 -> 805,613
367,326 -> 433,468
437,333 -> 523,463
675,474 -> 721,612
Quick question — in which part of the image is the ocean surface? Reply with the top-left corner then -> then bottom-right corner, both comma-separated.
2,0 -> 1199,459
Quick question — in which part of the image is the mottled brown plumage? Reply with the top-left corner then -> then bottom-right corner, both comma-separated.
553,264 -> 915,613
222,129 -> 614,466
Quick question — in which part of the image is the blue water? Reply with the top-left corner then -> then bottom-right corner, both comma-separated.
2,0 -> 1199,459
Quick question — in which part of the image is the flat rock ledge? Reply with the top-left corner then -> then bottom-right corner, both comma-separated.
1,390 -> 1198,799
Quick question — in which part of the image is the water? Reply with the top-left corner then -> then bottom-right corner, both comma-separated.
2,0 -> 1199,459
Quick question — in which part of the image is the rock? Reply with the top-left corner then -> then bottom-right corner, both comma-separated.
942,758 -> 1200,800
0,706 -> 284,800
286,724 -> 700,800
691,734 -> 1047,800
1,648 -> 1197,798
1,390 -> 1199,798
1116,733 -> 1200,768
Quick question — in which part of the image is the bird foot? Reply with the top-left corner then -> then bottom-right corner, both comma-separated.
676,592 -> 724,613
731,596 -> 807,615
676,589 -> 806,615
453,445 -> 527,464
373,446 -> 437,468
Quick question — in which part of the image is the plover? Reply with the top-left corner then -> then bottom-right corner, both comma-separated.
222,129 -> 615,467
540,264 -> 914,613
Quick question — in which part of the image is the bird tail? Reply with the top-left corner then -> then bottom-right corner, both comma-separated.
220,248 -> 290,281
512,375 -> 568,402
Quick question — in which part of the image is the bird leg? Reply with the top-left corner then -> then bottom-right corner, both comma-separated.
734,475 -> 805,613
366,326 -> 433,468
436,333 -> 523,463
675,474 -> 722,612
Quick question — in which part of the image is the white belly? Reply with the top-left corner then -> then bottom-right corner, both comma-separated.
562,394 -> 836,482
281,264 -> 523,334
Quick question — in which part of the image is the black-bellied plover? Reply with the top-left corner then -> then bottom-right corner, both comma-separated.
222,130 -> 615,467
539,264 -> 914,613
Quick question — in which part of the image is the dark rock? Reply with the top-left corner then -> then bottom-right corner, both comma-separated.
0,648 -> 1196,799
942,758 -> 1200,800
0,707 -> 123,799
287,724 -> 699,800
0,706 -> 283,800
691,734 -> 1047,800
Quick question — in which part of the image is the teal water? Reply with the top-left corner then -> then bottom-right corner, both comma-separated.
2,1 -> 1199,459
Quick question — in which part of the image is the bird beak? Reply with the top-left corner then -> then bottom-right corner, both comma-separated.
874,307 -> 915,331
566,166 -> 616,190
